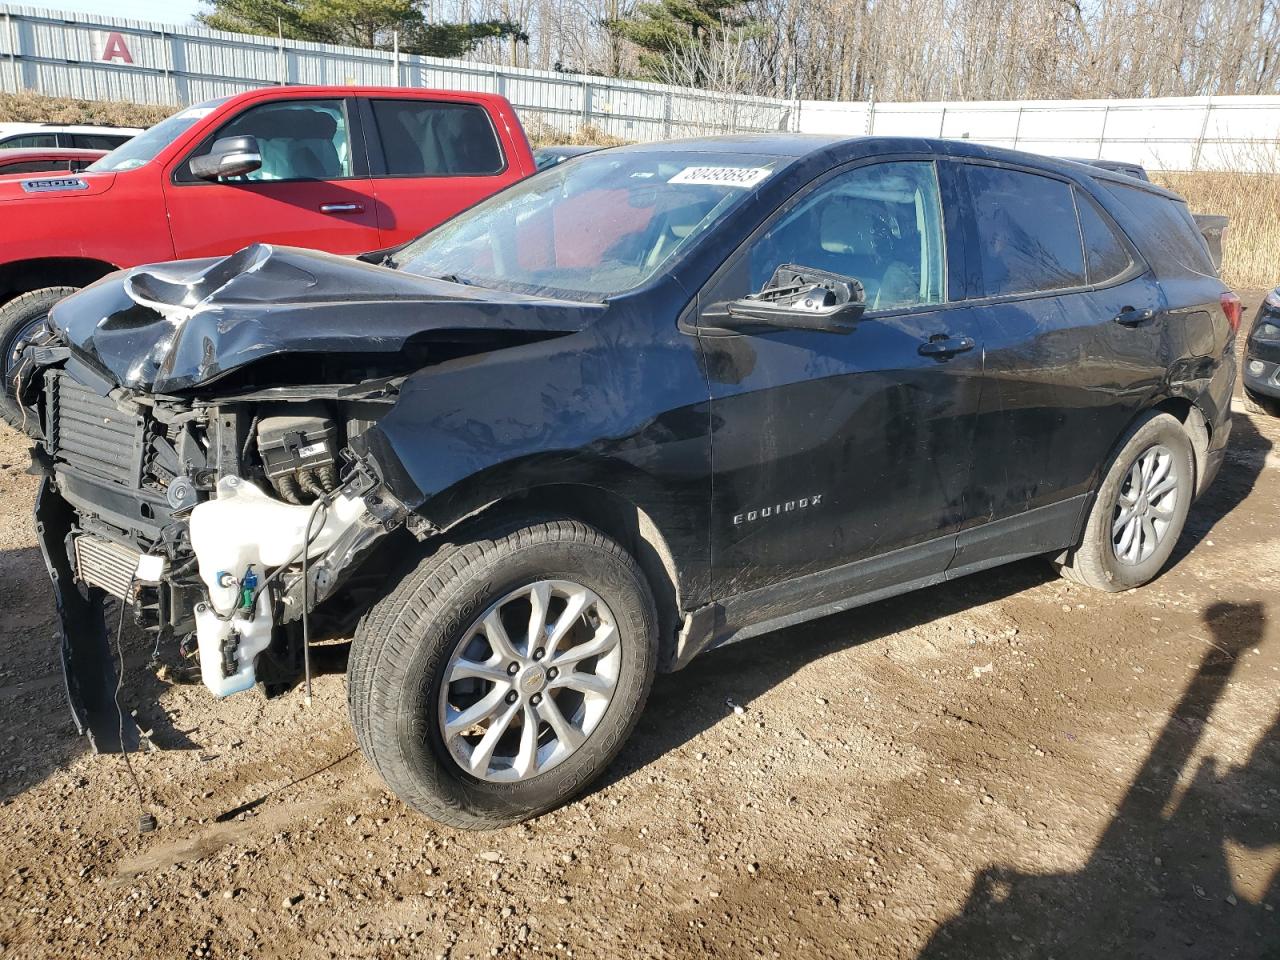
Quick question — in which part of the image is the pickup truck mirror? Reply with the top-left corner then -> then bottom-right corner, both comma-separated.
190,136 -> 263,182
711,265 -> 866,334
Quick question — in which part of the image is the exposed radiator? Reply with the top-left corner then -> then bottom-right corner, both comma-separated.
45,371 -> 144,487
73,534 -> 141,599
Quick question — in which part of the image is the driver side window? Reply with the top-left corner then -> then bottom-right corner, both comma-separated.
737,161 -> 946,312
201,99 -> 352,182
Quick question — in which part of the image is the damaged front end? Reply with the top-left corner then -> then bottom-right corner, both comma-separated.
18,244 -> 587,752
29,369 -> 410,751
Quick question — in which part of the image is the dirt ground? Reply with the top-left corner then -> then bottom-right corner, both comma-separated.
1,293 -> 1277,960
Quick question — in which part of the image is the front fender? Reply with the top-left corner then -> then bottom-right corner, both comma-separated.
351,319 -> 713,602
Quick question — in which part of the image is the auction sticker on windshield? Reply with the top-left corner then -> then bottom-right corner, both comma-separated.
668,166 -> 772,188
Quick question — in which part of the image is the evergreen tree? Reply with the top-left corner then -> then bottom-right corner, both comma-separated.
607,0 -> 755,81
197,0 -> 524,59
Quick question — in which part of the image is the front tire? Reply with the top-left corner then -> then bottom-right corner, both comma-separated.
1059,411 -> 1195,592
348,516 -> 657,829
1,286 -> 78,431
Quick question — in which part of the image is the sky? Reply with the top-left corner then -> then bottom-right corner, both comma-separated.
41,0 -> 203,25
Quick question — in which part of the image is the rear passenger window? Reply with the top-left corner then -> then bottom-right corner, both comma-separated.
370,100 -> 504,176
1074,189 -> 1134,285
965,165 -> 1085,297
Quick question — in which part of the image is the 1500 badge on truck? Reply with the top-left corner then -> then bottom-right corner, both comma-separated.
0,85 -> 535,429
13,137 -> 1237,829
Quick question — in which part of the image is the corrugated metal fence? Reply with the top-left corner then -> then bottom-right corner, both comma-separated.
2,3 -> 1278,171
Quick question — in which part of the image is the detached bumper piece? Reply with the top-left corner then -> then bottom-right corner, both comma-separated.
33,478 -> 138,753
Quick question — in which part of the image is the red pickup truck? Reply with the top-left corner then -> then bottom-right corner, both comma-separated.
0,85 -> 534,425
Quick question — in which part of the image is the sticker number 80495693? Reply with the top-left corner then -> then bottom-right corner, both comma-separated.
667,166 -> 772,188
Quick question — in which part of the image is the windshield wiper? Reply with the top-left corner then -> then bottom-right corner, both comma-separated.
432,273 -> 472,286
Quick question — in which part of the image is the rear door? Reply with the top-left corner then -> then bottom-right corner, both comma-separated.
697,158 -> 982,617
952,161 -> 1164,569
360,97 -> 527,247
164,96 -> 383,258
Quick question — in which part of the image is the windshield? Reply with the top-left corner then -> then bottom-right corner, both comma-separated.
87,99 -> 229,173
393,151 -> 784,300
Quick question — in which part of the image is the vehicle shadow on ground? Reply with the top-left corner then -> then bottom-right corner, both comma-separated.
0,544 -> 197,804
915,600 -> 1278,959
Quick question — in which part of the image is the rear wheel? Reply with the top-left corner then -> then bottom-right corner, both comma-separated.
347,516 -> 657,829
1,286 -> 78,430
1243,386 -> 1280,418
1059,411 -> 1194,592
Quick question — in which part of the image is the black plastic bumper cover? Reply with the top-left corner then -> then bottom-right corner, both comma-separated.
33,477 -> 137,753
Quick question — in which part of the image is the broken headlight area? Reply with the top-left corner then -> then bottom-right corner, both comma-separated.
31,364 -> 411,746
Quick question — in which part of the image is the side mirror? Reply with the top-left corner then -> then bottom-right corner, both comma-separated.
189,135 -> 262,181
721,295 -> 865,333
708,264 -> 866,334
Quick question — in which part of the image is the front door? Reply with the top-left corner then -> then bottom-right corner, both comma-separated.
164,96 -> 382,259
696,159 -> 982,621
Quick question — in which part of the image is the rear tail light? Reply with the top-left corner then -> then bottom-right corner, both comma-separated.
1221,292 -> 1242,334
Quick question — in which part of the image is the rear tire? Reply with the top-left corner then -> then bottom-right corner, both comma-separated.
1,286 -> 78,431
1059,411 -> 1194,592
1243,386 -> 1280,418
347,515 -> 657,829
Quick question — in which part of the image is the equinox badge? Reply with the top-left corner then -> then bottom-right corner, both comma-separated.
733,494 -> 823,525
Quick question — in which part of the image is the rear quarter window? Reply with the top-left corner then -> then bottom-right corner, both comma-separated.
1102,182 -> 1215,277
1074,187 -> 1136,285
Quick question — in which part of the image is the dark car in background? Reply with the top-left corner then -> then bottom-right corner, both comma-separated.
15,136 -> 1239,830
0,147 -> 107,176
1244,286 -> 1280,415
533,144 -> 601,170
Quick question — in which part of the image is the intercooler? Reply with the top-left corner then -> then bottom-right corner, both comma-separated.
72,534 -> 141,599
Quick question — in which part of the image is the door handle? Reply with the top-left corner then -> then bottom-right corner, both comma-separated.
918,335 -> 976,359
319,202 -> 364,214
1113,306 -> 1155,326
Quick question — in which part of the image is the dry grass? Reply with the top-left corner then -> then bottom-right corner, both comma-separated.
0,91 -> 175,128
1154,166 -> 1280,290
523,118 -> 628,148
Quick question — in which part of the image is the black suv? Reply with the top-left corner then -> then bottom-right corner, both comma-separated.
14,136 -> 1239,829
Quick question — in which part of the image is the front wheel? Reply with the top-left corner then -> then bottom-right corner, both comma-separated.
1,286 -> 78,431
1059,411 -> 1195,592
347,516 -> 658,829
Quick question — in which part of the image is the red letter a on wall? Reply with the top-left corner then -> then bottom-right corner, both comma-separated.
101,32 -> 134,64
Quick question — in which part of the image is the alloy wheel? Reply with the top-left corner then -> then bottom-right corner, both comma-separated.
1111,443 -> 1180,565
438,579 -> 621,782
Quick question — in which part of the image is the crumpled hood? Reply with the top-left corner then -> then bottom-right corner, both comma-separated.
0,171 -> 117,201
48,244 -> 599,393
